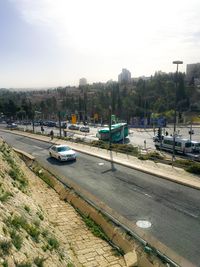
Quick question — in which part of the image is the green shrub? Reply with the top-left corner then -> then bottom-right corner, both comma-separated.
138,151 -> 164,161
33,219 -> 40,227
10,230 -> 23,250
41,229 -> 49,238
8,168 -> 28,191
5,215 -> 28,230
24,205 -> 31,213
47,236 -> 59,250
2,260 -> 8,267
36,211 -> 44,221
3,154 -> 15,166
26,225 -> 40,242
186,163 -> 200,174
175,159 -> 193,166
0,191 -> 13,202
15,261 -> 32,267
81,214 -> 108,241
0,240 -> 12,255
8,169 -> 19,180
34,256 -> 46,267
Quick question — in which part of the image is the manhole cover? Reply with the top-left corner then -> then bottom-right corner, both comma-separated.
136,220 -> 151,229
98,162 -> 104,166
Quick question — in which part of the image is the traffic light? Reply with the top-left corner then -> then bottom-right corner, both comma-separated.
158,127 -> 162,140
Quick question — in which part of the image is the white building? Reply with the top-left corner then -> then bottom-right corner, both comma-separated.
118,68 -> 131,83
186,63 -> 200,85
79,78 -> 87,86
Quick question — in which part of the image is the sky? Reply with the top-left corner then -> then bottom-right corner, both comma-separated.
0,0 -> 200,88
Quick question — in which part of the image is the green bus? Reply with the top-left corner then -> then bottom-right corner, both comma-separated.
96,123 -> 128,142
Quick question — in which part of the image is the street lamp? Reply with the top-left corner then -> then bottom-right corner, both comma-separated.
172,60 -> 183,163
109,105 -> 112,150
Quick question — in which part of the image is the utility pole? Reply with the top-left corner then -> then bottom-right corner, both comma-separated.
32,110 -> 35,133
109,105 -> 112,150
58,111 -> 61,138
189,114 -> 194,141
172,60 -> 183,164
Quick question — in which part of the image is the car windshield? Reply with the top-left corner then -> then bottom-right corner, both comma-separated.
57,146 -> 71,152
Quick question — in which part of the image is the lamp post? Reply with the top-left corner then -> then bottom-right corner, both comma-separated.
109,105 -> 112,150
172,60 -> 183,163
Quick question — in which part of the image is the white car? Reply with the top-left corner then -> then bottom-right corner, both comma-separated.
49,145 -> 76,161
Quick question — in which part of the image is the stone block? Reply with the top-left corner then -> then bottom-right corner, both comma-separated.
112,231 -> 132,254
124,250 -> 138,267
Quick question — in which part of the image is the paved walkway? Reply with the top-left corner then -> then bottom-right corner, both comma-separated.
4,129 -> 200,191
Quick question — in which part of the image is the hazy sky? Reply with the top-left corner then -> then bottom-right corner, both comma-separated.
1,0 -> 200,88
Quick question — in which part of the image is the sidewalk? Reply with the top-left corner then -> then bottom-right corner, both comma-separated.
4,129 -> 200,191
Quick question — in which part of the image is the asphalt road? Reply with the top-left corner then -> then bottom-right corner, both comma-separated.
1,130 -> 200,266
12,123 -> 200,150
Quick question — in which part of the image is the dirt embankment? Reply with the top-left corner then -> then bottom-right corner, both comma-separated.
0,139 -> 126,267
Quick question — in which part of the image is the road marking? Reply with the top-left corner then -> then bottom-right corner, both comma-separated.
136,220 -> 151,228
33,145 -> 45,150
144,193 -> 152,198
98,162 -> 105,166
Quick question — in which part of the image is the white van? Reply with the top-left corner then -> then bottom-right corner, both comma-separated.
191,141 -> 200,153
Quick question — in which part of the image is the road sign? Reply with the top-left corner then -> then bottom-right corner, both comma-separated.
71,114 -> 77,124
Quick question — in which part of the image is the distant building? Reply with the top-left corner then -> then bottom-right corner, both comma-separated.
186,63 -> 200,85
118,68 -> 131,84
79,78 -> 87,86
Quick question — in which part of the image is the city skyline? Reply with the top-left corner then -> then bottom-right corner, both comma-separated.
1,0 -> 200,88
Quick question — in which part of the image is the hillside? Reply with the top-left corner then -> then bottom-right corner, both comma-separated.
0,139 -> 126,267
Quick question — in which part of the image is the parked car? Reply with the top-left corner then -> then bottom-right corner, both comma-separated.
153,135 -> 164,142
47,121 -> 56,127
22,121 -> 31,125
6,123 -> 18,129
49,145 -> 76,161
80,126 -> 90,132
56,121 -> 67,128
68,124 -> 80,130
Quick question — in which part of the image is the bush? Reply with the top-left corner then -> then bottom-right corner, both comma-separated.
175,159 -> 193,167
34,256 -> 46,267
10,230 -> 23,250
8,168 -> 28,191
0,240 -> 12,255
26,225 -> 40,242
8,169 -> 19,180
15,261 -> 32,267
0,191 -> 13,202
41,229 -> 49,238
138,151 -> 164,161
2,260 -> 8,267
47,237 -> 59,250
6,215 -> 28,230
24,205 -> 31,213
81,213 -> 108,241
186,163 -> 200,174
36,211 -> 44,221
